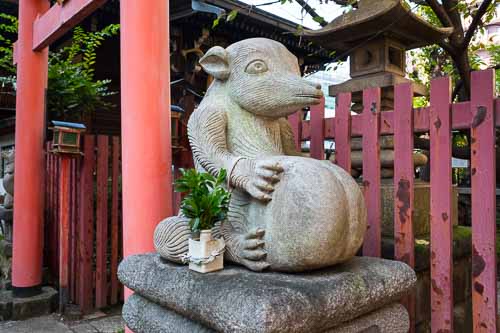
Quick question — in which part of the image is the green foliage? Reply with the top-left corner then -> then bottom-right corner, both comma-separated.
0,17 -> 119,119
409,3 -> 498,98
487,43 -> 500,94
0,13 -> 17,75
212,9 -> 239,29
175,169 -> 231,232
47,24 -> 120,119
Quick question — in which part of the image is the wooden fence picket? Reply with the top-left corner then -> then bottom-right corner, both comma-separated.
361,87 -> 381,257
96,135 -> 109,308
470,69 -> 497,332
78,135 -> 95,313
393,82 -> 415,332
334,92 -> 352,173
429,76 -> 453,332
310,97 -> 326,159
110,137 -> 121,305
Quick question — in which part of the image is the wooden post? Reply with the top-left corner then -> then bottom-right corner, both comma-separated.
334,92 -> 352,173
361,88 -> 381,257
393,83 -> 415,332
95,135 -> 109,309
470,69 -> 497,332
11,0 -> 49,297
120,0 -> 172,305
58,157 -> 71,312
310,98 -> 326,159
78,135 -> 95,313
429,76 -> 453,332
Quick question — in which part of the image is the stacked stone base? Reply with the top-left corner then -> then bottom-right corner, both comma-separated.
119,254 -> 417,333
124,294 -> 409,333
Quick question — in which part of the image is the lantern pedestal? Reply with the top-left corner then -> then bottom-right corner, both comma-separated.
49,121 -> 85,314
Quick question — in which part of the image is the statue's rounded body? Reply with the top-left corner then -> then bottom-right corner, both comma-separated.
242,156 -> 366,271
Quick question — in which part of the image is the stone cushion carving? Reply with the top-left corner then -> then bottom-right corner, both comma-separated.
123,294 -> 410,333
118,253 -> 416,333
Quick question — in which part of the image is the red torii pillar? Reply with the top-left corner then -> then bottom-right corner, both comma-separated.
11,0 -> 49,297
120,0 -> 172,298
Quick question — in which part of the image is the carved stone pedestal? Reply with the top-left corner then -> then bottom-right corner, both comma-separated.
119,253 -> 416,333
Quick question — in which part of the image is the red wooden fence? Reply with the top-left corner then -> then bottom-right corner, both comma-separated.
45,135 -> 123,314
291,69 -> 498,332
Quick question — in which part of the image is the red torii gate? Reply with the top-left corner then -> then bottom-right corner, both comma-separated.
12,0 -> 172,303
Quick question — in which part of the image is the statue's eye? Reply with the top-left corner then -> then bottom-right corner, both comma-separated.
245,60 -> 268,74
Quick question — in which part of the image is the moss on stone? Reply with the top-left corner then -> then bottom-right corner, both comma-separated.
414,239 -> 430,255
452,225 -> 472,242
413,226 -> 471,255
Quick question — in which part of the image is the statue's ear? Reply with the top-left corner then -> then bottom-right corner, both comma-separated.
199,46 -> 229,81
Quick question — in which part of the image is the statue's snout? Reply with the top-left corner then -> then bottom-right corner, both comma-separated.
294,79 -> 323,105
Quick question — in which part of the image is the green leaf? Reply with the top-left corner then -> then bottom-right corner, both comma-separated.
212,18 -> 220,29
226,10 -> 238,22
177,168 -> 231,232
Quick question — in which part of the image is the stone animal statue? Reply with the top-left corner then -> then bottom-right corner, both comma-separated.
155,38 -> 366,272
2,150 -> 14,209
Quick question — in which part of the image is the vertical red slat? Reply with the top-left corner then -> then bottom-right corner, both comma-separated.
470,69 -> 497,332
48,143 -> 57,278
110,137 -> 120,305
55,155 -> 61,276
334,92 -> 352,173
288,111 -> 302,151
361,88 -> 381,257
69,159 -> 75,303
78,135 -> 95,314
429,76 -> 453,332
52,147 -> 58,278
96,135 -> 109,309
72,159 -> 79,305
393,83 -> 415,332
58,157 -> 71,313
310,97 -> 325,159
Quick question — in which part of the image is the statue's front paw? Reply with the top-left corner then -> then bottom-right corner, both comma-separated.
226,228 -> 270,272
246,160 -> 283,202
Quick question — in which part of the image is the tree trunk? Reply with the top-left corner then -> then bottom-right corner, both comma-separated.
450,50 -> 472,101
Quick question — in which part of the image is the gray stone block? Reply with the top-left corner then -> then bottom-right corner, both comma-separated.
0,290 -> 12,320
123,294 -> 215,333
119,253 -> 416,333
11,286 -> 57,320
123,294 -> 410,333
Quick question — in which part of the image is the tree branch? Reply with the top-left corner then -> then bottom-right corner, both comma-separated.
462,0 -> 494,49
425,0 -> 453,27
295,0 -> 328,27
331,0 -> 358,7
438,40 -> 455,55
408,0 -> 427,5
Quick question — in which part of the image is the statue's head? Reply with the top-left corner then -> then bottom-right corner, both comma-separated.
199,38 -> 323,118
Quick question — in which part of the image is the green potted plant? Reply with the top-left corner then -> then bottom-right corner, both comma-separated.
175,168 -> 230,273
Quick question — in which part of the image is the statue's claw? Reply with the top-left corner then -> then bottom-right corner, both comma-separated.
246,160 -> 284,201
239,259 -> 270,272
223,226 -> 270,272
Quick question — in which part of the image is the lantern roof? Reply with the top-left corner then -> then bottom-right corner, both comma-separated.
303,0 -> 453,54
51,121 -> 86,130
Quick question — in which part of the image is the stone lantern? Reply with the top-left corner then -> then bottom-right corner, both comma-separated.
304,0 -> 453,112
303,0 -> 454,178
304,0 -> 459,243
